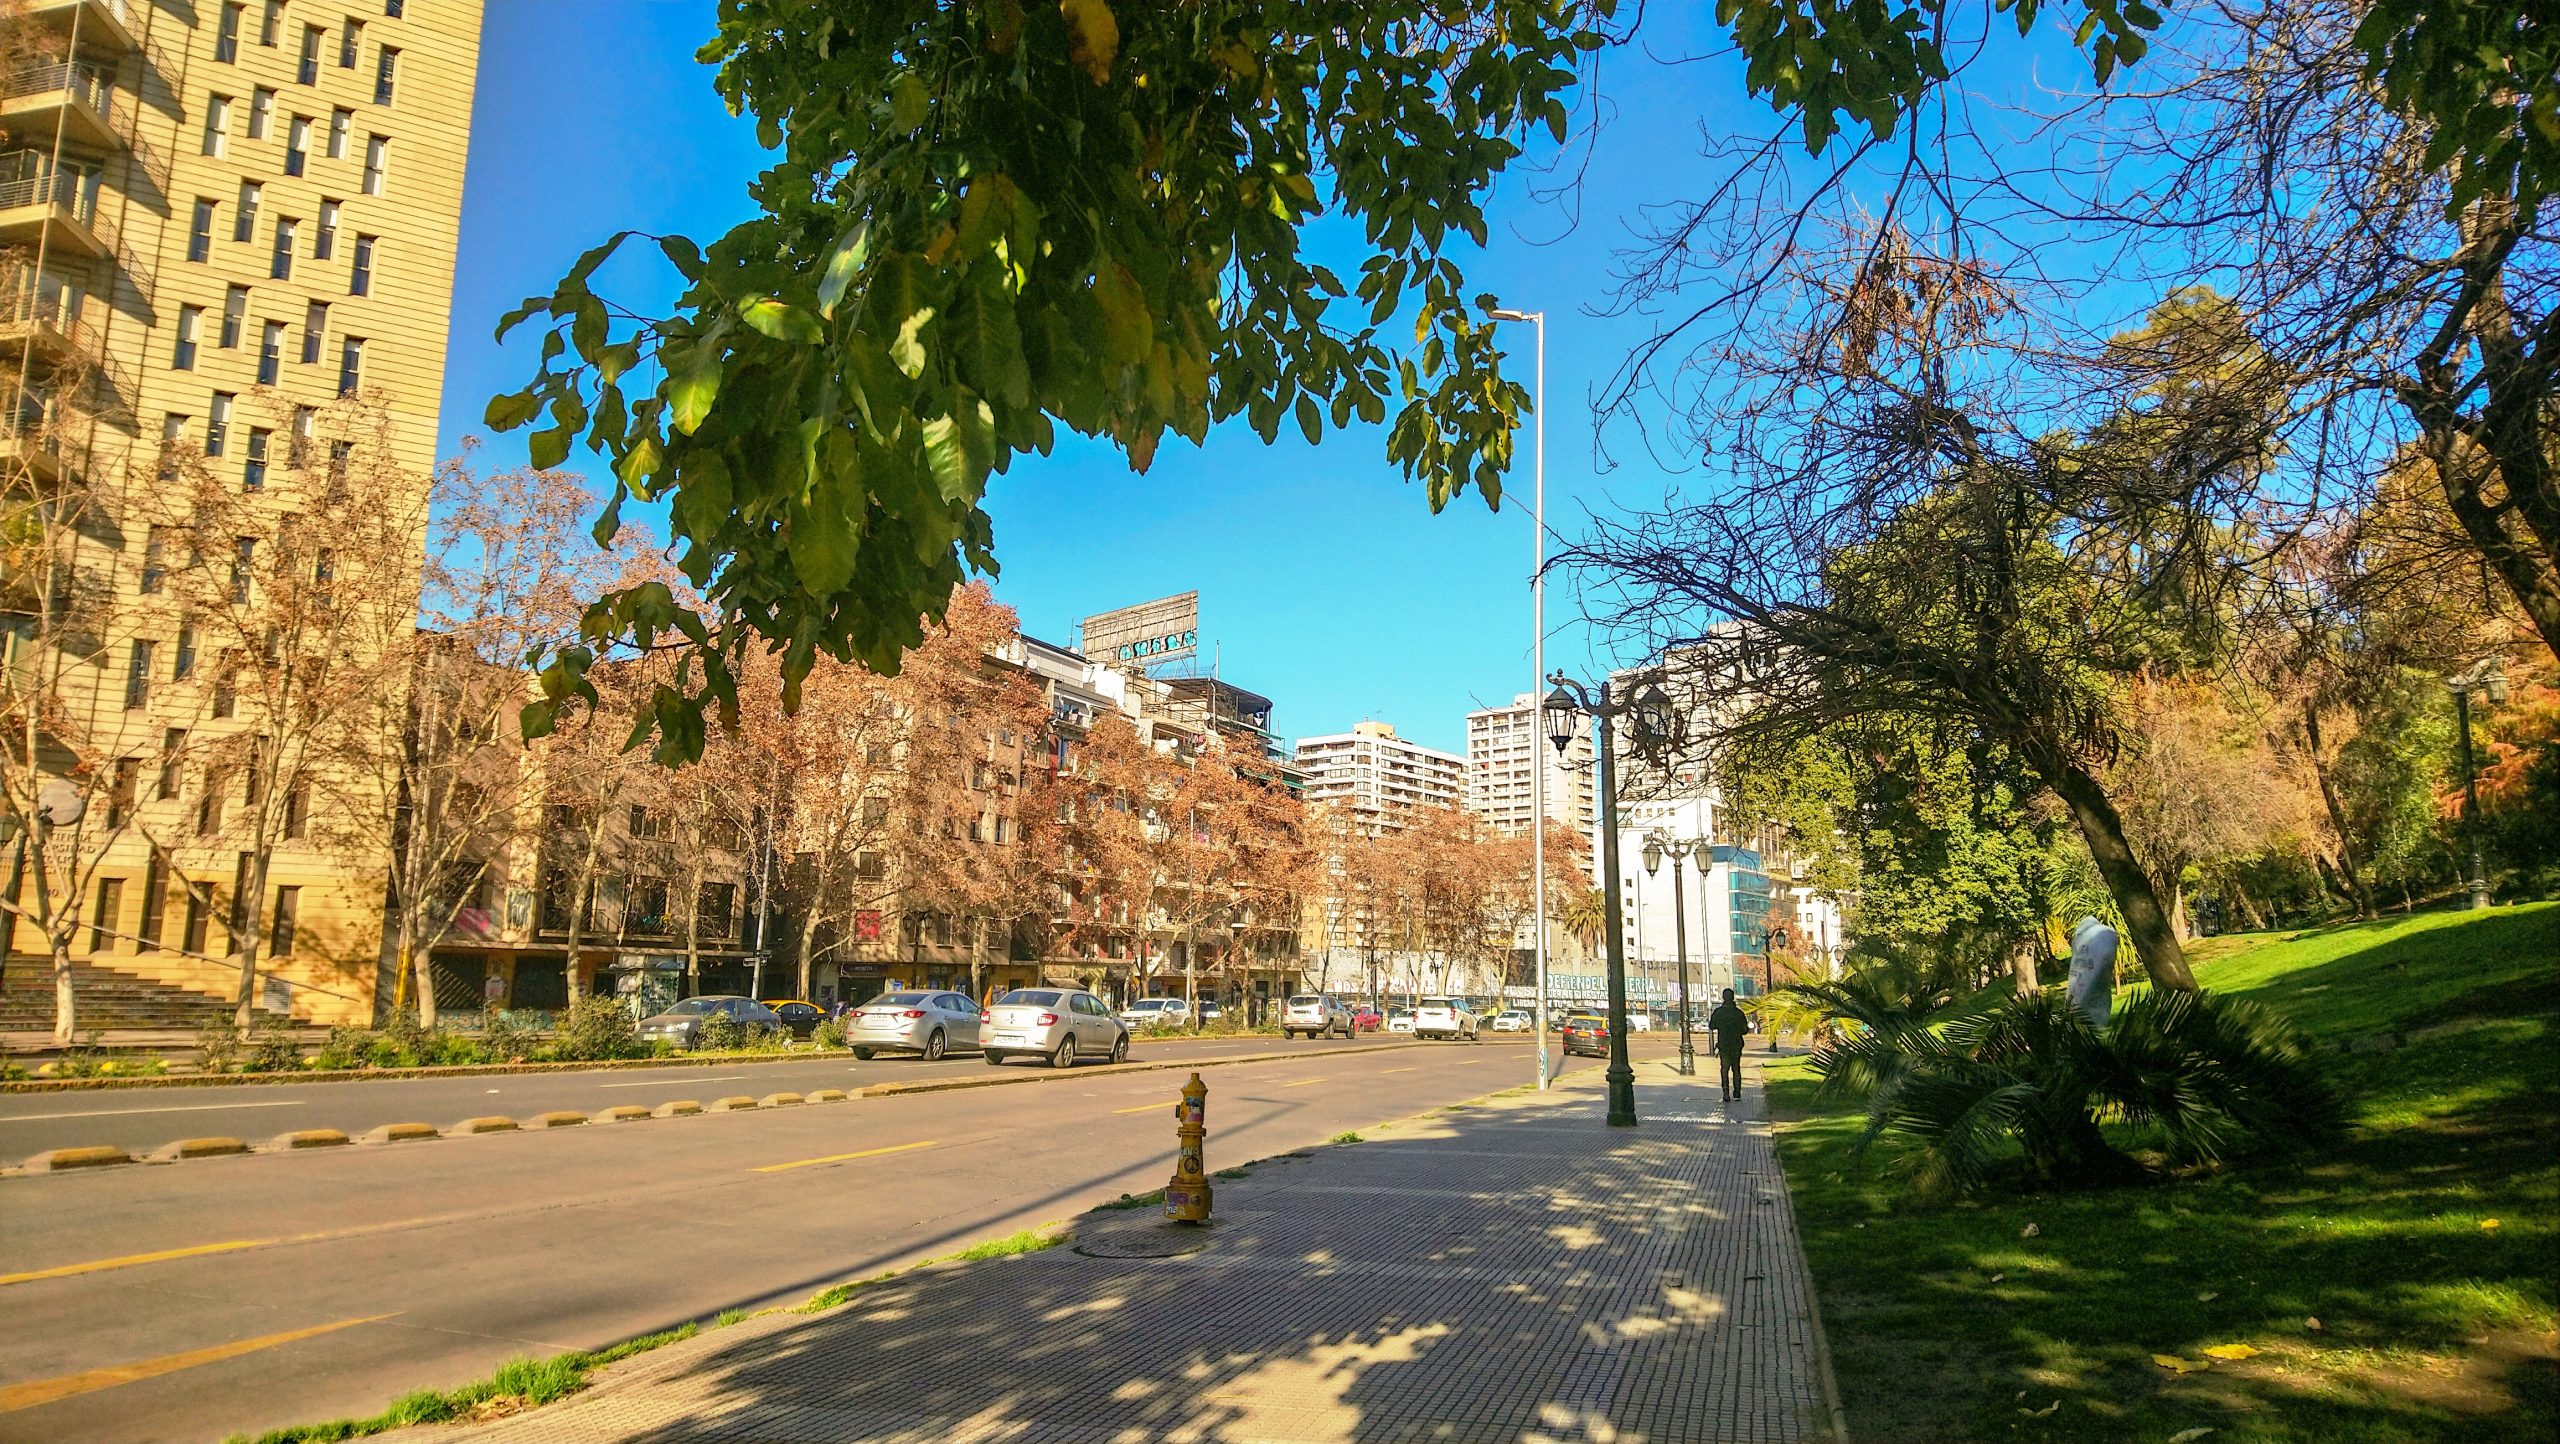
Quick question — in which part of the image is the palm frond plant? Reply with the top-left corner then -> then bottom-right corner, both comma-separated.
1821,987 -> 2342,1197
1766,950 -> 2006,1100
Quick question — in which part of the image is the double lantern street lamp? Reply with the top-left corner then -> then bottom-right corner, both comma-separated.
1542,670 -> 1681,1129
2446,659 -> 2510,912
1639,832 -> 1701,1078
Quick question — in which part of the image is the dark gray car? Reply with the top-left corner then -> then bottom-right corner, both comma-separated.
637,995 -> 781,1050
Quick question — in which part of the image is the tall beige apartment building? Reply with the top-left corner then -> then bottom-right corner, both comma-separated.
1292,720 -> 1463,827
1464,691 -> 1591,837
2,0 -> 482,1026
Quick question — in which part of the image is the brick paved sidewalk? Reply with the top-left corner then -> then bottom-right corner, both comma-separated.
411,1056 -> 1844,1444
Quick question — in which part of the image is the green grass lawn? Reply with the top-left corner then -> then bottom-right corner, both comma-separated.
1768,903 -> 2559,1443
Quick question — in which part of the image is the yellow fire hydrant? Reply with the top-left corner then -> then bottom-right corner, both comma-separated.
1163,1072 -> 1212,1224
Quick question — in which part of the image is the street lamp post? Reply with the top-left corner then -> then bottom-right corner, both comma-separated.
1641,832 -> 1699,1077
2447,659 -> 2510,911
1486,303 -> 1549,1089
1544,672 -> 1676,1128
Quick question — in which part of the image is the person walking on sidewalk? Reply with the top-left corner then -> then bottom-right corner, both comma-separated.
1708,988 -> 1750,1100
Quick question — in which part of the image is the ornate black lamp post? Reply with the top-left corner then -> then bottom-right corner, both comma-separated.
1640,832 -> 1700,1077
2446,659 -> 2509,911
1543,672 -> 1675,1128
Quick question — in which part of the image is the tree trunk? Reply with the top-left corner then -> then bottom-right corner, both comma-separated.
2035,750 -> 2197,990
231,852 -> 274,1032
2167,874 -> 2191,942
405,935 -> 438,1029
2007,936 -> 2041,994
2300,706 -> 2375,918
51,934 -> 77,1046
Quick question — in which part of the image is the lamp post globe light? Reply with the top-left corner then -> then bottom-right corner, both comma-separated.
1640,831 -> 1700,1077
2446,659 -> 2511,911
1543,670 -> 1677,1128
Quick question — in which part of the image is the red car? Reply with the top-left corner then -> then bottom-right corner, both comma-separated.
1350,1007 -> 1385,1033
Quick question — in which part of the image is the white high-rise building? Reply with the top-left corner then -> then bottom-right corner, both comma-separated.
1464,693 -> 1593,837
1293,721 -> 1464,825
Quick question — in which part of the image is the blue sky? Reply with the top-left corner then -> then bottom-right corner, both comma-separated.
442,2 -> 1750,756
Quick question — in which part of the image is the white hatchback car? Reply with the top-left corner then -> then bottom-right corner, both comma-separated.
1490,1009 -> 1534,1032
1414,997 -> 1480,1040
982,988 -> 1128,1068
1120,997 -> 1192,1031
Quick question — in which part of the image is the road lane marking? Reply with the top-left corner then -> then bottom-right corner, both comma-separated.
0,1100 -> 305,1122
1281,1078 -> 1327,1088
1381,1068 -> 1418,1075
1110,1103 -> 1166,1115
753,1139 -> 937,1174
0,1312 -> 399,1413
0,1240 -> 277,1289
595,1076 -> 745,1089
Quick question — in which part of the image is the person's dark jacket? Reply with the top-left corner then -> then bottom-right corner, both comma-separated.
1708,1001 -> 1750,1053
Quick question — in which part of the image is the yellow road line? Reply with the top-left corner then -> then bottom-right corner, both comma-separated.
1281,1078 -> 1327,1088
0,1240 -> 275,1289
753,1139 -> 937,1174
1381,1067 -> 1418,1074
0,1313 -> 398,1413
1111,1103 -> 1165,1115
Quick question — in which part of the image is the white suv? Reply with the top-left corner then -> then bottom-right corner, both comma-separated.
1120,997 -> 1192,1030
1413,997 -> 1479,1041
1284,992 -> 1351,1039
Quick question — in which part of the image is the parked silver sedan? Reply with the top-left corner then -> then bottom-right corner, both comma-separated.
982,988 -> 1128,1069
848,990 -> 984,1061
636,995 -> 781,1050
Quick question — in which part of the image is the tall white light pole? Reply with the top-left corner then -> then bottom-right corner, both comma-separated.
1487,305 -> 1549,1088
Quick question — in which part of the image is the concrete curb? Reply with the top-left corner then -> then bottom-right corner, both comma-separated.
364,1122 -> 441,1145
151,1136 -> 251,1161
266,1129 -> 353,1152
23,1144 -> 132,1172
526,1111 -> 588,1130
449,1116 -> 518,1136
596,1105 -> 652,1123
0,1047 -> 853,1094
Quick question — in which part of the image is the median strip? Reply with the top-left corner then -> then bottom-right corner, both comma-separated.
753,1139 -> 939,1175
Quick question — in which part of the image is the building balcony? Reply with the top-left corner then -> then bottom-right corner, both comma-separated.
0,164 -> 118,262
0,61 -> 124,153
22,0 -> 143,55
0,282 -> 103,370
0,383 -> 89,488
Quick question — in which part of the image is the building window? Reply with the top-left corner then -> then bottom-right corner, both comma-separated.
159,729 -> 186,799
284,782 -> 309,838
339,17 -> 362,66
271,218 -> 297,279
249,87 -> 274,139
234,179 -> 260,241
109,758 -> 139,829
349,234 -> 373,295
189,199 -> 216,261
203,95 -> 231,157
196,773 -> 223,835
140,528 -> 165,593
158,414 -> 187,478
361,134 -> 385,194
182,892 -> 208,955
315,198 -> 339,259
212,658 -> 237,717
243,428 -> 271,491
301,300 -> 326,363
260,0 -> 284,46
91,878 -> 124,953
337,335 -> 363,396
207,391 -> 234,457
284,115 -> 309,175
697,882 -> 736,939
327,439 -> 351,477
384,0 -> 401,18
174,627 -> 195,681
139,857 -> 169,953
289,406 -> 315,464
327,107 -> 350,158
125,640 -> 153,709
270,885 -> 300,957
217,4 -> 243,62
626,877 -> 669,936
230,538 -> 255,605
257,322 -> 283,384
221,285 -> 247,348
373,46 -> 398,104
172,306 -> 202,370
298,25 -> 323,84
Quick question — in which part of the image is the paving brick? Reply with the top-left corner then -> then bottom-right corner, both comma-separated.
416,1061 -> 1836,1444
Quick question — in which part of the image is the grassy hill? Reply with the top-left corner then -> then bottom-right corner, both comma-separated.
1767,903 -> 2558,1444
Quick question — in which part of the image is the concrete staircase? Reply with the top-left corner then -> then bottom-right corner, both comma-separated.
0,954 -> 241,1033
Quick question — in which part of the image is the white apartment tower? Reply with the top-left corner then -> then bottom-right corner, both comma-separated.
1292,721 -> 1462,826
1465,692 -> 1592,837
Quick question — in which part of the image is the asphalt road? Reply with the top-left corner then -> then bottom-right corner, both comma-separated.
0,1032 -> 1424,1158
0,1037 -> 1656,1443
